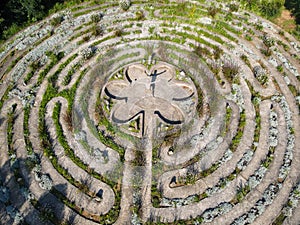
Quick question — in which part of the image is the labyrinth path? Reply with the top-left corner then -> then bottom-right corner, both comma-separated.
0,0 -> 300,224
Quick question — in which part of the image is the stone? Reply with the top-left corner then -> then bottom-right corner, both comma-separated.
198,17 -> 212,25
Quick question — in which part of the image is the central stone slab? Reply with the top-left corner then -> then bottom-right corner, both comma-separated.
102,62 -> 198,137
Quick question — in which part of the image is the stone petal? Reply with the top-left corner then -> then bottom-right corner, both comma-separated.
126,64 -> 148,82
104,80 -> 128,99
135,97 -> 184,124
154,103 -> 184,124
170,81 -> 194,101
150,63 -> 175,81
112,103 -> 142,123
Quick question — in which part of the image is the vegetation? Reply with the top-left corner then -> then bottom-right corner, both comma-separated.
0,0 -> 60,41
119,0 -> 131,11
6,105 -> 16,155
240,0 -> 284,18
235,182 -> 251,203
229,109 -> 246,152
259,0 -> 285,18
222,59 -> 240,83
193,45 -> 211,58
285,0 -> 300,24
207,6 -> 220,18
222,104 -> 232,136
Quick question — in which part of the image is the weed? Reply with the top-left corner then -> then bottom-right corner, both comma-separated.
136,10 -> 145,20
222,59 -> 240,82
92,25 -> 104,36
228,3 -> 239,12
91,13 -> 102,23
276,65 -> 284,72
261,47 -> 272,56
114,28 -> 123,37
208,6 -> 220,18
51,15 -> 63,27
194,45 -> 211,58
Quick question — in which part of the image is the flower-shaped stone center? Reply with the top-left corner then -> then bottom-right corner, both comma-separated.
102,62 -> 196,136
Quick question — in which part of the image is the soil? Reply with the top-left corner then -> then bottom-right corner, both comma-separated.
273,9 -> 296,32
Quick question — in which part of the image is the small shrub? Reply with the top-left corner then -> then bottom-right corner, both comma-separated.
278,30 -> 285,36
90,13 -> 102,23
288,84 -> 298,97
114,28 -> 123,37
277,40 -> 290,51
225,12 -> 233,21
40,205 -> 55,222
261,47 -> 272,57
255,22 -> 263,31
236,183 -> 250,202
136,10 -> 145,20
245,34 -> 252,41
51,15 -> 63,27
92,25 -> 104,36
247,29 -> 255,35
30,60 -> 42,71
262,34 -> 275,47
119,0 -> 131,11
228,3 -> 239,12
259,0 -> 284,18
277,64 -> 284,72
222,59 -> 239,82
82,35 -> 90,42
208,6 -> 220,18
240,54 -> 251,68
194,45 -> 211,58
210,61 -> 221,75
214,46 -> 223,60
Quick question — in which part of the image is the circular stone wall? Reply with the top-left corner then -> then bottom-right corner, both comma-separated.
0,1 -> 299,225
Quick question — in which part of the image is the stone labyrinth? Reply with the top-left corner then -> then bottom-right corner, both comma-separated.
0,0 -> 300,224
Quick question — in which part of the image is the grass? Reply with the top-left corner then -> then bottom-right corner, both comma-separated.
222,59 -> 240,83
24,60 -> 43,84
261,47 -> 273,57
24,106 -> 34,154
37,51 -> 65,86
30,198 -> 60,224
62,61 -> 81,85
229,109 -> 246,152
222,105 -> 232,136
3,54 -> 23,76
240,54 -> 251,68
235,183 -> 251,203
272,212 -> 286,225
276,65 -> 284,72
0,83 -> 14,111
7,106 -> 16,155
288,84 -> 299,97
159,14 -> 237,43
37,70 -> 122,223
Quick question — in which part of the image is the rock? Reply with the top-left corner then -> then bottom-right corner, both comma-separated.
39,174 -> 53,190
119,0 -> 131,10
198,17 -> 212,25
268,57 -> 278,67
75,131 -> 87,141
0,186 -> 10,203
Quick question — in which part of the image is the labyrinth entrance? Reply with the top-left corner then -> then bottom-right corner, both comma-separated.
0,1 -> 299,225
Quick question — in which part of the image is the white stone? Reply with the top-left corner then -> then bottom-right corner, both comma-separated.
198,17 -> 212,25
